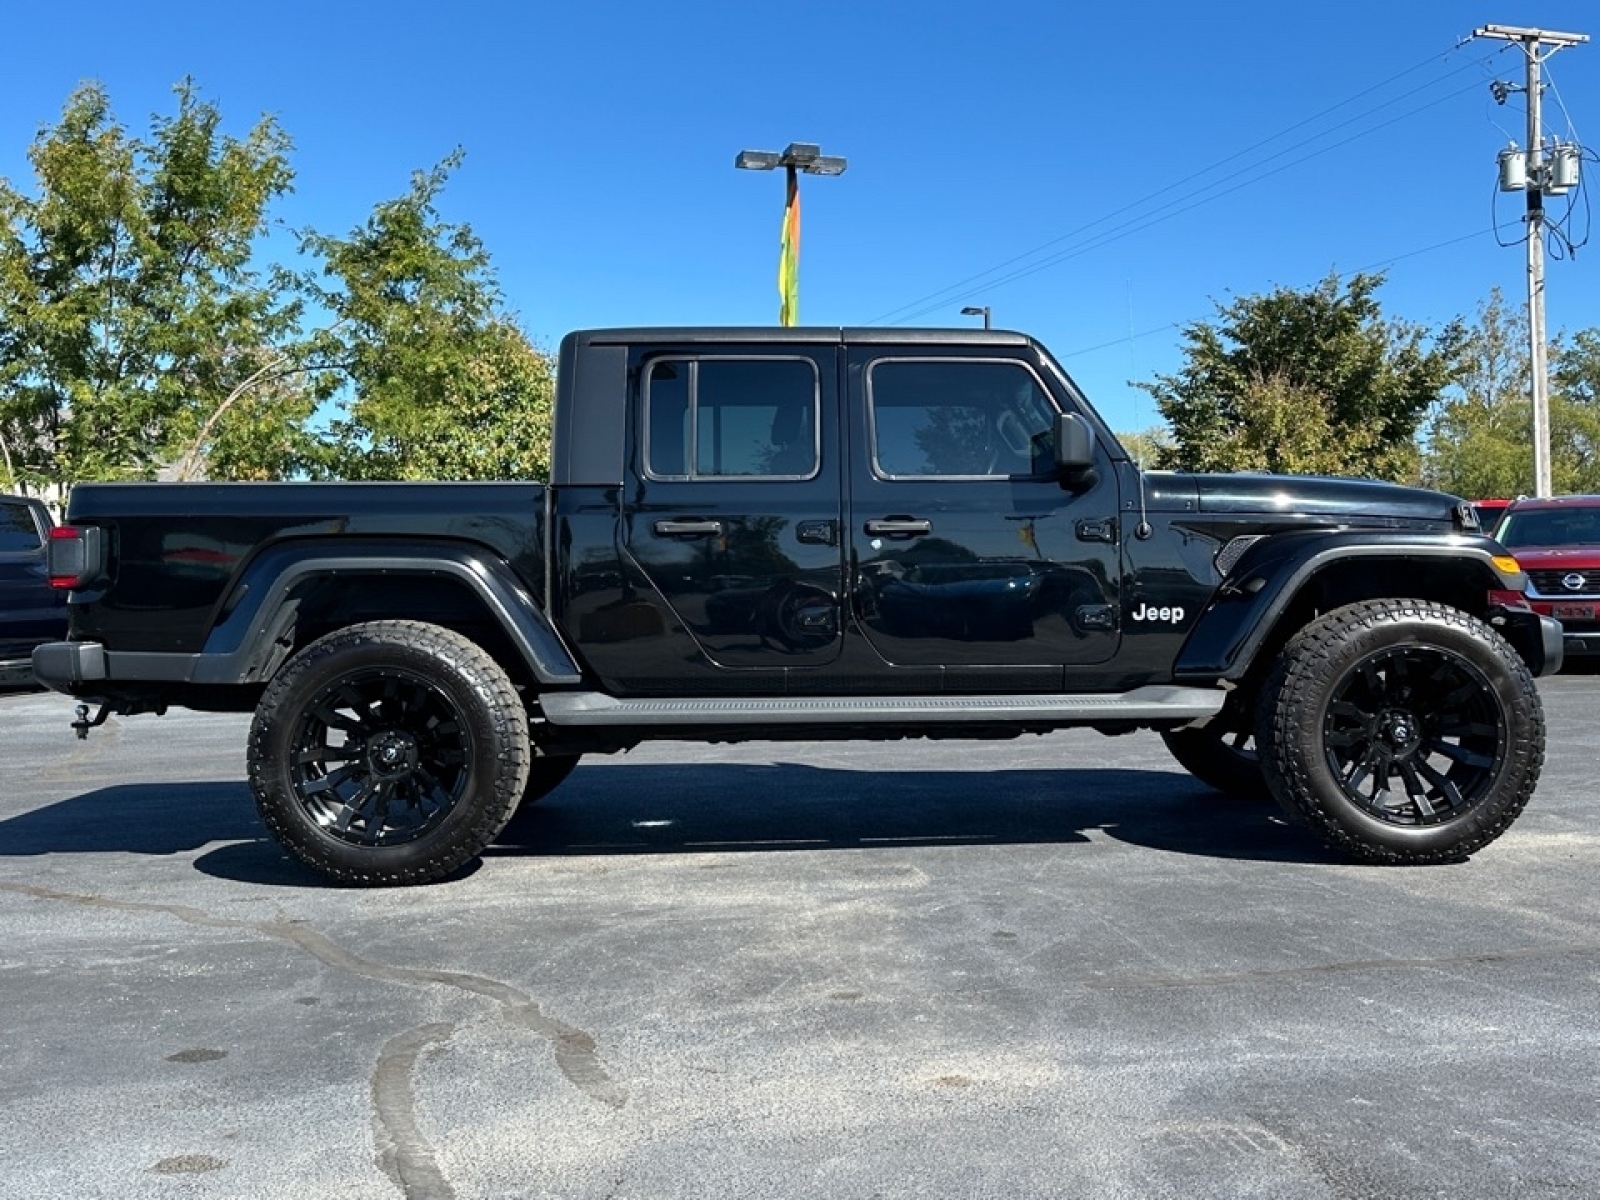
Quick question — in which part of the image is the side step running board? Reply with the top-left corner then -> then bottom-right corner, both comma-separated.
539,686 -> 1227,727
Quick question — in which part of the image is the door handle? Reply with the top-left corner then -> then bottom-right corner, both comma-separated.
864,518 -> 932,538
653,519 -> 724,537
796,519 -> 837,546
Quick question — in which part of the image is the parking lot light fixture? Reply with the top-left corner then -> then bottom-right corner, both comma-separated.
735,141 -> 849,325
961,305 -> 992,330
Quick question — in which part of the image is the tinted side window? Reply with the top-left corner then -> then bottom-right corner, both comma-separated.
867,359 -> 1057,479
644,357 -> 818,480
0,501 -> 43,553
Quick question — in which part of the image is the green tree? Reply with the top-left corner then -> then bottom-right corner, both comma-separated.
1139,271 -> 1458,482
298,155 -> 555,481
1424,292 -> 1600,497
394,318 -> 556,481
0,80 -> 300,487
1423,290 -> 1530,498
1230,370 -> 1385,475
1115,426 -> 1172,467
1550,328 -> 1600,492
175,345 -> 331,481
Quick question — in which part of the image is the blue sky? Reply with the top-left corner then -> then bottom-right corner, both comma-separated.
2,0 -> 1597,435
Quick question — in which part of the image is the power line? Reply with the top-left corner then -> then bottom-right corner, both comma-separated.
867,43 -> 1506,327
1054,222 -> 1524,364
882,76 -> 1487,328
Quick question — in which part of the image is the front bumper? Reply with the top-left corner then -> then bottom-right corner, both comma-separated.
1490,610 -> 1565,677
1557,629 -> 1600,658
1523,600 -> 1597,661
1536,613 -> 1566,675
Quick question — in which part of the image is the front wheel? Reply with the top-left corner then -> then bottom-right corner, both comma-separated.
248,620 -> 530,886
1256,599 -> 1544,864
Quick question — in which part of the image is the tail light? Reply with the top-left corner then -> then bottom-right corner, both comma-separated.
48,524 -> 106,590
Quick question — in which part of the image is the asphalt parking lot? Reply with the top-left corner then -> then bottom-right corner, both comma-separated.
3,677 -> 1599,1200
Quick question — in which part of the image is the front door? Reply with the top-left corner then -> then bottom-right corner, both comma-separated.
846,349 -> 1121,685
621,347 -> 844,671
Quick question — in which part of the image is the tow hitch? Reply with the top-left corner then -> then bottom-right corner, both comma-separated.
71,698 -> 167,739
72,703 -> 112,739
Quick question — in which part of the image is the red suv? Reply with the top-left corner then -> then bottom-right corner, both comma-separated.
1493,495 -> 1600,659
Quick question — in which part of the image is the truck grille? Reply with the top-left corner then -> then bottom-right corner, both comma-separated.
1526,569 -> 1600,599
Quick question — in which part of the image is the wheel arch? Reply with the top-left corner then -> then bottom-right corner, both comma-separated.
1173,534 -> 1526,687
192,538 -> 583,691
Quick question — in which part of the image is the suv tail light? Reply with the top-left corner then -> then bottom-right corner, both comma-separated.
48,524 -> 106,590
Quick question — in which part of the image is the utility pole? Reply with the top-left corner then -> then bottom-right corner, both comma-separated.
1474,23 -> 1588,498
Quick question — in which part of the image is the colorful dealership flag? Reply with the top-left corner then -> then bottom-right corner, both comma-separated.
778,168 -> 800,326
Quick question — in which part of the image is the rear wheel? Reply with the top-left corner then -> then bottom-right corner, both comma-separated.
518,753 -> 582,811
1160,691 -> 1269,800
248,620 -> 530,886
1256,599 -> 1543,863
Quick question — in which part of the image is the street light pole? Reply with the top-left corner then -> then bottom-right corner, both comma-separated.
961,305 -> 992,330
735,142 -> 847,325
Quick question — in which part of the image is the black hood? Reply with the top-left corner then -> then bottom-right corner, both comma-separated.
1153,472 -> 1463,528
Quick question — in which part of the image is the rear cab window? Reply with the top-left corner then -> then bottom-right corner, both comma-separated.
644,357 -> 820,481
0,500 -> 46,553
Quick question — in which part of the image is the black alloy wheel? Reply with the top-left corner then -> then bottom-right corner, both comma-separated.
1257,598 -> 1544,864
1320,645 -> 1503,827
249,620 -> 530,885
288,668 -> 474,847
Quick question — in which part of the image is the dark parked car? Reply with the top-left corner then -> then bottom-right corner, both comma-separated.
0,494 -> 68,687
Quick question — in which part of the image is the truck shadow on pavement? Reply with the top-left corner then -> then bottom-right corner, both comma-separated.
487,763 -> 1339,867
0,780 -> 311,886
0,764 -> 1345,887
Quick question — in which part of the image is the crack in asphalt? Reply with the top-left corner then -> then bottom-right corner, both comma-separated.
0,881 -> 629,1198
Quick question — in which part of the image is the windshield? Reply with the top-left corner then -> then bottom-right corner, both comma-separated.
1496,507 -> 1600,549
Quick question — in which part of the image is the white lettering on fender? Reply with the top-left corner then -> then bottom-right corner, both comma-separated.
1130,603 -> 1186,624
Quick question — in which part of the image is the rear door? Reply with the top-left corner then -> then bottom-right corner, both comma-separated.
845,348 -> 1122,686
620,345 -> 845,672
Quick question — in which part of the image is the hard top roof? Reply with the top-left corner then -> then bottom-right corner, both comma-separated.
564,326 -> 1039,348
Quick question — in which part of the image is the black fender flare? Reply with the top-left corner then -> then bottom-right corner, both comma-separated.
190,538 -> 583,686
1171,530 -> 1526,682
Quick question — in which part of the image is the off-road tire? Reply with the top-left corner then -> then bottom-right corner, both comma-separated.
1256,599 -> 1543,864
1161,692 -> 1270,800
248,620 -> 530,886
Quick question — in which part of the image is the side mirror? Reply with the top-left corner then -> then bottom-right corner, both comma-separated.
1053,412 -> 1098,488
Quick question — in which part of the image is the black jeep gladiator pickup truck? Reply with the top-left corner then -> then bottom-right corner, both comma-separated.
33,327 -> 1561,885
